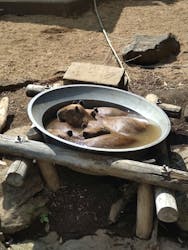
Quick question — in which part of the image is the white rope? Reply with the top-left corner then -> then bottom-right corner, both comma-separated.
93,0 -> 131,83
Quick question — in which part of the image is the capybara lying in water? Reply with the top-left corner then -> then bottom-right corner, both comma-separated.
47,103 -> 151,149
83,133 -> 136,148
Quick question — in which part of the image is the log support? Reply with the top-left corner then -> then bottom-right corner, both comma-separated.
136,184 -> 154,239
38,160 -> 60,192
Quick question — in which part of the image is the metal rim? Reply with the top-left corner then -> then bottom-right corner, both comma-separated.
28,84 -> 171,153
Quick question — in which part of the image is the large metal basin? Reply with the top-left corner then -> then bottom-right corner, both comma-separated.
27,84 -> 171,156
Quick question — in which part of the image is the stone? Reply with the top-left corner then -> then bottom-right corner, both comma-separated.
4,126 -> 30,137
0,242 -> 6,250
184,104 -> 188,122
63,62 -> 126,89
0,166 -> 47,234
176,193 -> 188,231
9,230 -> 187,250
122,33 -> 180,66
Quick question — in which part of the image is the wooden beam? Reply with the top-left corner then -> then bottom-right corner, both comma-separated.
136,184 -> 153,239
0,135 -> 188,191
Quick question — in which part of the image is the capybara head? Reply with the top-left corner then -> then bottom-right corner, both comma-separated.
57,104 -> 91,128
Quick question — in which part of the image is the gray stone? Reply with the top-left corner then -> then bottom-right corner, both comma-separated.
9,230 -> 187,250
176,193 -> 188,231
63,62 -> 126,89
0,166 -> 47,234
122,33 -> 180,65
4,126 -> 30,137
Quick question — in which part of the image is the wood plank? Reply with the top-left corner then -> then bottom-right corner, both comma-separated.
0,135 -> 188,191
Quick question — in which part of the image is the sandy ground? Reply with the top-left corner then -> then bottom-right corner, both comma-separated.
0,0 -> 188,246
0,0 -> 188,129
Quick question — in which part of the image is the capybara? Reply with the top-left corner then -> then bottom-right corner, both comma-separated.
92,107 -> 128,117
57,104 -> 94,128
102,116 -> 149,134
83,132 -> 136,148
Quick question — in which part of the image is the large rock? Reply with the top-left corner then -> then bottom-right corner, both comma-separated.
9,230 -> 187,250
0,167 -> 48,234
122,33 -> 180,66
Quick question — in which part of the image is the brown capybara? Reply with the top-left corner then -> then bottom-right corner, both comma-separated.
57,104 -> 94,128
47,119 -> 82,139
92,107 -> 128,117
102,116 -> 149,134
83,132 -> 136,148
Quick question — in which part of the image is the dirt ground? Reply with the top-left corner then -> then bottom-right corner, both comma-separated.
0,0 -> 188,244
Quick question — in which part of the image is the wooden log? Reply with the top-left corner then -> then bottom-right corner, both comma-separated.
5,159 -> 31,187
145,93 -> 181,118
26,84 -> 50,97
155,188 -> 178,222
184,104 -> 188,122
158,103 -> 181,118
0,136 -> 188,191
108,183 -> 137,224
146,94 -> 179,223
37,160 -> 60,192
26,83 -> 63,97
136,184 -> 153,239
0,97 -> 9,133
155,143 -> 178,223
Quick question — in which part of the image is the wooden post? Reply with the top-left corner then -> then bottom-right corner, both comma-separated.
0,136 -> 188,191
5,159 -> 31,187
37,160 -> 60,192
145,94 -> 179,223
155,188 -> 178,222
145,93 -> 181,118
0,97 -> 9,133
108,183 -> 137,224
154,142 -> 179,223
136,184 -> 154,239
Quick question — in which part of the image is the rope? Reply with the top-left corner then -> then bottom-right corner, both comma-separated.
93,0 -> 131,83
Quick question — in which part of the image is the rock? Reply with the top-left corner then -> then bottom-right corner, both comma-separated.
159,237 -> 188,250
0,166 -> 47,234
184,104 -> 188,122
0,242 -> 6,250
63,62 -> 126,89
176,193 -> 188,231
122,33 -> 180,65
9,230 -> 187,250
9,242 -> 35,250
4,126 -> 30,137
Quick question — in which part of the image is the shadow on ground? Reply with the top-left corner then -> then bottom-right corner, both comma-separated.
0,0 -> 178,32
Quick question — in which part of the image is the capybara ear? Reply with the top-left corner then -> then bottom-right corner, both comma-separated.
81,123 -> 87,129
94,108 -> 98,113
57,110 -> 65,122
78,100 -> 84,106
91,110 -> 96,118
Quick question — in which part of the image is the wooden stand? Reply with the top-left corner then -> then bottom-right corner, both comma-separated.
0,97 -> 9,133
38,160 -> 60,192
5,159 -> 31,187
155,188 -> 178,222
136,184 -> 153,239
145,94 -> 179,223
0,136 -> 187,191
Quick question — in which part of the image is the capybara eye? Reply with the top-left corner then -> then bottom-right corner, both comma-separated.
67,130 -> 73,137
94,108 -> 98,113
83,132 -> 88,138
81,123 -> 87,129
91,111 -> 96,118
